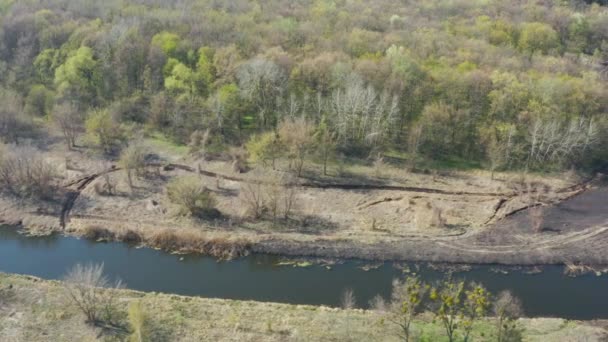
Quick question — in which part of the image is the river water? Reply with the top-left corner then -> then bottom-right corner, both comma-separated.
1,226 -> 607,319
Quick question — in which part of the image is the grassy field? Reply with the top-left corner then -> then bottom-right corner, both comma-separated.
0,273 -> 605,341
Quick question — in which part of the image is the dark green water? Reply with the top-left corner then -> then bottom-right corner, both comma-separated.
0,226 -> 606,319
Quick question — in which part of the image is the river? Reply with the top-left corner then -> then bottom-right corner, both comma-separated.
1,226 -> 607,319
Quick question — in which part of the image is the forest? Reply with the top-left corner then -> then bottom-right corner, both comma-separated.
0,0 -> 606,175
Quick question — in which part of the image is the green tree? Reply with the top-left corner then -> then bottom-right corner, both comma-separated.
85,108 -> 123,154
246,132 -> 284,169
33,49 -> 59,85
195,47 -> 214,96
25,84 -> 54,117
151,31 -> 180,57
518,22 -> 560,54
386,276 -> 428,342
461,284 -> 491,342
54,46 -> 101,106
430,280 -> 465,342
164,62 -> 197,101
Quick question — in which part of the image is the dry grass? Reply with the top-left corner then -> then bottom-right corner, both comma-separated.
0,273 -> 605,342
77,225 -> 250,260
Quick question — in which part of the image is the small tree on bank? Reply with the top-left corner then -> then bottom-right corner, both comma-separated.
494,291 -> 524,342
63,263 -> 123,325
386,276 -> 429,342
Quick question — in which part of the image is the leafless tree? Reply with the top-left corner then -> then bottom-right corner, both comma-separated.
119,142 -> 146,192
237,58 -> 286,128
407,124 -> 423,171
494,291 -> 524,342
63,263 -> 124,325
53,103 -> 83,149
278,117 -> 315,177
0,88 -> 29,144
329,73 -> 399,147
240,181 -> 265,219
341,288 -> 356,309
526,118 -> 599,170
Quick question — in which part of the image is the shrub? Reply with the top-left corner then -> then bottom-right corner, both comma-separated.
128,301 -> 149,342
166,176 -> 218,218
0,145 -> 57,199
63,263 -> 123,325
85,108 -> 124,154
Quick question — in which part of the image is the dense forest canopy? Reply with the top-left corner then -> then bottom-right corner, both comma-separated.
0,0 -> 607,172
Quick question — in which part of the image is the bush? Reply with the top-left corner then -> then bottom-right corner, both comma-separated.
63,263 -> 123,325
128,301 -> 150,342
0,145 -> 57,199
85,108 -> 124,154
166,176 -> 218,218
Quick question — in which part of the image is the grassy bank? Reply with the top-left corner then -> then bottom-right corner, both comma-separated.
0,273 -> 605,341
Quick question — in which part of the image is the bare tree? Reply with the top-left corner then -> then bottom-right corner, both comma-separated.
0,88 -> 29,143
329,73 -> 399,147
63,263 -> 123,325
119,142 -> 146,192
526,118 -> 599,170
52,103 -> 83,149
494,291 -> 524,342
407,124 -> 423,171
341,288 -> 356,309
237,58 -> 286,128
278,117 -> 315,177
240,182 -> 265,219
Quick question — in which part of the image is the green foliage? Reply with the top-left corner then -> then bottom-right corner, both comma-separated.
33,49 -> 59,85
25,85 -> 54,117
166,176 -> 218,218
430,280 -> 465,342
54,46 -> 101,105
151,31 -> 180,57
0,0 -> 606,174
85,109 -> 123,154
164,62 -> 196,100
387,276 -> 429,342
518,22 -> 560,54
246,132 -> 284,169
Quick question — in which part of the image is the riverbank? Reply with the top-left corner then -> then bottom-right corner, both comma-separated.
0,273 -> 606,341
1,181 -> 606,265
1,131 -> 606,265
